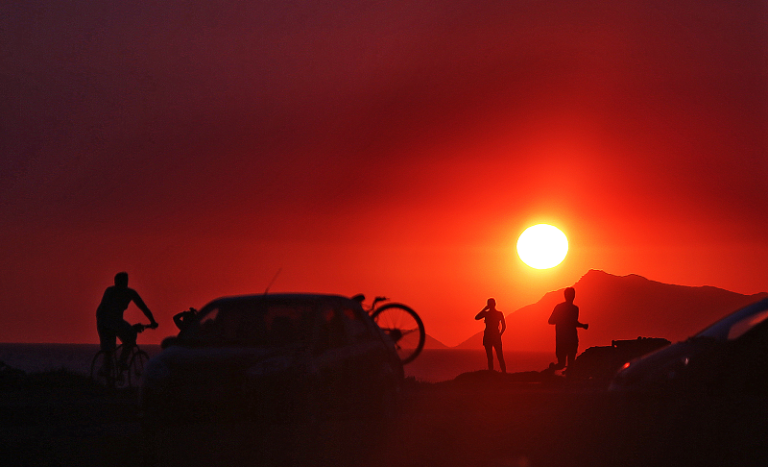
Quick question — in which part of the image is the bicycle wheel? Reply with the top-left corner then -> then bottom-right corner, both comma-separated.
90,350 -> 116,388
371,303 -> 425,365
127,349 -> 150,388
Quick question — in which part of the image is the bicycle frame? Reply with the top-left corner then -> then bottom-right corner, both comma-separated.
91,323 -> 154,388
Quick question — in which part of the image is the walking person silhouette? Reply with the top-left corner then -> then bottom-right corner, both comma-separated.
475,298 -> 507,373
548,287 -> 588,371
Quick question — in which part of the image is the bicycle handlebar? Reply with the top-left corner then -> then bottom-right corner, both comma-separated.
353,294 -> 389,309
132,323 -> 159,333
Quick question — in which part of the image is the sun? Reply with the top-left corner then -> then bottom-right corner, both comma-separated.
517,224 -> 569,269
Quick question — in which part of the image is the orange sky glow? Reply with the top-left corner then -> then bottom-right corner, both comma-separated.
1,0 -> 767,347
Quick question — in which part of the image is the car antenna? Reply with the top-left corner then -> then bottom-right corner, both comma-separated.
264,268 -> 282,295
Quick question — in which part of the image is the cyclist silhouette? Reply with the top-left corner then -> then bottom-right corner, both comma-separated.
96,272 -> 158,369
548,287 -> 588,370
475,298 -> 507,373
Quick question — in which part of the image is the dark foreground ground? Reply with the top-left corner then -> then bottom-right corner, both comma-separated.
3,369 -> 768,467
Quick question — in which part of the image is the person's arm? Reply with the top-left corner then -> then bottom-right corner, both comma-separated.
548,306 -> 558,325
131,290 -> 158,328
499,314 -> 507,335
173,312 -> 185,330
474,308 -> 488,320
575,306 -> 587,329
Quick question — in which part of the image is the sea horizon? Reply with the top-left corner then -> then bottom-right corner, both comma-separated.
0,343 -> 554,383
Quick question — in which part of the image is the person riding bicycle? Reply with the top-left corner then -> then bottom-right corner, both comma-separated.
96,272 -> 158,370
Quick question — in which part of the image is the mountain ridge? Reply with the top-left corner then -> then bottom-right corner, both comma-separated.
450,269 -> 768,352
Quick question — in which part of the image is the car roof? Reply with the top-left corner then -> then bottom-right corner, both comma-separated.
203,293 -> 360,308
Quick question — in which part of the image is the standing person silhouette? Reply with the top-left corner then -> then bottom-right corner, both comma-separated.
475,298 -> 507,373
96,272 -> 158,369
173,307 -> 198,331
548,287 -> 588,370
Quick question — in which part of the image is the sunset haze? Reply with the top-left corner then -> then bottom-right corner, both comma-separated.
1,0 -> 767,347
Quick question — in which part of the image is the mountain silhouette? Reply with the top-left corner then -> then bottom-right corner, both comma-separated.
455,269 -> 768,352
423,334 -> 450,350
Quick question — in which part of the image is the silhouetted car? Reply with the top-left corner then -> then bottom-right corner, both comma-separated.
610,297 -> 768,395
567,337 -> 671,383
140,293 -> 404,423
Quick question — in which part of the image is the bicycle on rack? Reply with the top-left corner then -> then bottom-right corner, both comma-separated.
358,295 -> 426,365
90,323 -> 153,389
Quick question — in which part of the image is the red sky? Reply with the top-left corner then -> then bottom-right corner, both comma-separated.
2,0 -> 767,347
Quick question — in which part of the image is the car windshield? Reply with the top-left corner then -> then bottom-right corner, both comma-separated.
179,298 -> 315,347
696,298 -> 768,341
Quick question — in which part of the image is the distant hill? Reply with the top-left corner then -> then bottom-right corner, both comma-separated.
455,270 -> 768,352
423,334 -> 450,349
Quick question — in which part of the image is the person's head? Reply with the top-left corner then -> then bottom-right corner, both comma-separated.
487,298 -> 496,308
114,272 -> 129,288
564,287 -> 575,303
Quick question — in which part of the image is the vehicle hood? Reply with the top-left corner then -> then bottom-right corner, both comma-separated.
609,338 -> 719,393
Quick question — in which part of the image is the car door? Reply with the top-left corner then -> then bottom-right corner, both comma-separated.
309,300 -> 391,415
309,302 -> 354,414
336,302 -> 397,411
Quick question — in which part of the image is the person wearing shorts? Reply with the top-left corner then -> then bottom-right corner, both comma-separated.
96,272 -> 158,367
475,298 -> 507,373
548,287 -> 588,370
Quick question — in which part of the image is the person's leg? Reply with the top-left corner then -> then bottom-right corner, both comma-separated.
116,321 -> 137,367
98,324 -> 117,352
566,347 -> 577,369
97,324 -> 117,373
554,346 -> 566,370
495,342 -> 506,373
485,345 -> 494,371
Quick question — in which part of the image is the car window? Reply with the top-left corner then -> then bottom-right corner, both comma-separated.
193,306 -> 227,341
316,305 -> 348,351
264,304 -> 312,345
727,309 -> 768,340
181,300 -> 312,346
698,298 -> 768,341
197,307 -> 219,333
341,306 -> 376,342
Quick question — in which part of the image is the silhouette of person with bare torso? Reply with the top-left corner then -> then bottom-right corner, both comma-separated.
96,272 -> 158,368
548,287 -> 588,370
475,298 -> 507,373
173,307 -> 198,331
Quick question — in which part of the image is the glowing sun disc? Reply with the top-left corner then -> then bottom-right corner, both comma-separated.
517,224 -> 568,269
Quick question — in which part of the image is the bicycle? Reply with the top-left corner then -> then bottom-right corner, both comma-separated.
90,323 -> 154,389
360,295 -> 426,365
